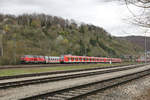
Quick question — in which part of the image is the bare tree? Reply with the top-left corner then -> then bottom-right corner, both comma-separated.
125,0 -> 150,8
124,0 -> 150,28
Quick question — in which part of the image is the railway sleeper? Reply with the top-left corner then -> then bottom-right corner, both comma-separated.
52,94 -> 68,98
60,92 -> 78,96
45,96 -> 64,100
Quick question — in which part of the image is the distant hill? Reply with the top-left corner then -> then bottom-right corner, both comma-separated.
118,36 -> 150,51
0,14 -> 143,64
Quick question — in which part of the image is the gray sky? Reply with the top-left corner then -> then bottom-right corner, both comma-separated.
0,0 -> 149,36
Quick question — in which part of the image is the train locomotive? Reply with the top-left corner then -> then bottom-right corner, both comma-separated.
20,55 -> 59,64
20,55 -> 122,64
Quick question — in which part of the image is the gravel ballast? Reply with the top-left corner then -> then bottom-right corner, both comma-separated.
81,73 -> 150,100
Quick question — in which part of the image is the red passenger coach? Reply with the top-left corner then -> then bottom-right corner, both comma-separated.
60,55 -> 84,63
111,58 -> 122,63
45,56 -> 60,64
60,55 -> 122,63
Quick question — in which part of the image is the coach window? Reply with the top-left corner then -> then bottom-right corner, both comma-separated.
102,58 -> 104,61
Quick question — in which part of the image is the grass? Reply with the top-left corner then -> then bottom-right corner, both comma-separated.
0,62 -> 135,77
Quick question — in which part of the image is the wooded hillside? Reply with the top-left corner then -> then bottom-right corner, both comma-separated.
0,14 -> 143,65
118,36 -> 150,51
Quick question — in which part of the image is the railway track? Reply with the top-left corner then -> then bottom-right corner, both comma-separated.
0,63 -> 136,80
21,65 -> 150,100
0,64 -> 82,69
0,64 -> 147,89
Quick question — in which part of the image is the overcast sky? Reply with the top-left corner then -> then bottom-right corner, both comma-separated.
0,0 -> 149,36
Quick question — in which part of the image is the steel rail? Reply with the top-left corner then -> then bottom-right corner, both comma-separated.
0,63 -> 136,80
20,67 -> 150,100
0,64 -> 147,89
0,64 -> 85,69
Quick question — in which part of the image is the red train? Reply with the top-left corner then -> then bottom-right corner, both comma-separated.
20,55 -> 122,64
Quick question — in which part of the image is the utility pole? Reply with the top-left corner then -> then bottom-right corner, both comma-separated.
144,30 -> 148,63
0,30 -> 5,57
14,34 -> 16,64
12,33 -> 17,64
0,33 -> 3,56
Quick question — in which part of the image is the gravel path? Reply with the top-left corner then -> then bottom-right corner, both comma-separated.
81,72 -> 150,100
0,64 -> 150,100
